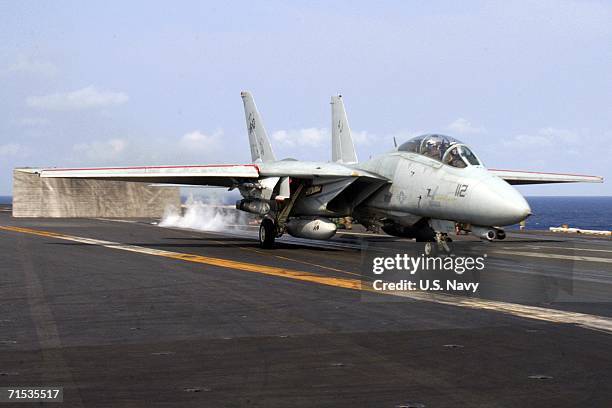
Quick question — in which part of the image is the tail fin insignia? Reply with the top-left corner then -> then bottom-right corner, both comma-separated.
241,91 -> 276,163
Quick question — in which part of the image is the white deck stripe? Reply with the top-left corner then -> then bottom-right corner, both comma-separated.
493,250 -> 612,264
2,225 -> 612,334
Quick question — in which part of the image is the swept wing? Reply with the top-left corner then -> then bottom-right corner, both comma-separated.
489,169 -> 603,185
38,161 -> 387,185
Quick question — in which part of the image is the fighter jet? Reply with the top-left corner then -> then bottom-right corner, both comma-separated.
38,91 -> 603,252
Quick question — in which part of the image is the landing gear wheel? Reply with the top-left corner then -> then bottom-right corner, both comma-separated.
430,232 -> 452,256
439,240 -> 451,254
443,236 -> 454,256
259,218 -> 276,249
424,242 -> 434,256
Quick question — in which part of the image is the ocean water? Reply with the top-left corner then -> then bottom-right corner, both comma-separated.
0,195 -> 610,231
519,196 -> 612,231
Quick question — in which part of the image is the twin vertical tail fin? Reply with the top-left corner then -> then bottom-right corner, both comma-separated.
241,91 -> 357,164
331,95 -> 358,164
241,91 -> 276,163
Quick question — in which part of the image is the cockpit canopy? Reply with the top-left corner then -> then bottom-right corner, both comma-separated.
397,134 -> 482,168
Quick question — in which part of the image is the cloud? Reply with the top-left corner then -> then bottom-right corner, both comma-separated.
6,55 -> 58,77
503,127 -> 579,148
271,128 -> 376,148
68,129 -> 226,165
506,133 -> 552,147
26,86 -> 129,111
0,143 -> 25,157
179,129 -> 223,152
272,128 -> 328,147
538,127 -> 579,144
446,118 -> 486,135
351,130 -> 375,146
72,138 -> 128,161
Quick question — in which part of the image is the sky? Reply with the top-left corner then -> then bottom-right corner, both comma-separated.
1,0 -> 611,196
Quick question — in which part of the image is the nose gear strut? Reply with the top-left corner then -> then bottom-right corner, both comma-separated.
424,232 -> 452,256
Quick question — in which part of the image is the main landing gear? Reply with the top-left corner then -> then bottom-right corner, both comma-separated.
257,182 -> 305,249
259,218 -> 277,249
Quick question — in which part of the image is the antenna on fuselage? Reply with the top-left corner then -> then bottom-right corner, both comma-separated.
393,136 -> 398,148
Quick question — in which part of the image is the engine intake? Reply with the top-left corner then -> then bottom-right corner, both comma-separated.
471,225 -> 498,241
236,199 -> 270,215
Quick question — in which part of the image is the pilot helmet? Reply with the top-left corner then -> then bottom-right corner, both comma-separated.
424,136 -> 444,155
425,135 -> 443,147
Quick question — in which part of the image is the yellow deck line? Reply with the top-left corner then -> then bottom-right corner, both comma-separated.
2,224 -> 612,334
0,225 -> 361,290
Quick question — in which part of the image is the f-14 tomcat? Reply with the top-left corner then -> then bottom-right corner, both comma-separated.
38,91 -> 603,252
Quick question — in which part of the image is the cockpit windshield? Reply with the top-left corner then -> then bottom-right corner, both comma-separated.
397,134 -> 482,168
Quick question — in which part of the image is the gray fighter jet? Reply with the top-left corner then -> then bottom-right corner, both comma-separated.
39,91 -> 603,251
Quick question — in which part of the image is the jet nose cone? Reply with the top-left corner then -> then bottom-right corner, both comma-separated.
505,192 -> 532,223
494,184 -> 531,225
469,178 -> 532,226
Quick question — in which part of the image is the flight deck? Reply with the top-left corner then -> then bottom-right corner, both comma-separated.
0,206 -> 611,407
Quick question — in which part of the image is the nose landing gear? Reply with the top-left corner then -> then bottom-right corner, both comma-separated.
423,233 -> 453,256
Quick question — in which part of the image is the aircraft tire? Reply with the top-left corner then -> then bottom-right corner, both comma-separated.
259,218 -> 276,249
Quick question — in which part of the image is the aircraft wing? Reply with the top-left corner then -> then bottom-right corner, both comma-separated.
489,169 -> 603,185
38,161 -> 388,186
38,164 -> 261,187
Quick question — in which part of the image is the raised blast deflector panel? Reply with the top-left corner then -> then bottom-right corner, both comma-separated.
12,168 -> 180,218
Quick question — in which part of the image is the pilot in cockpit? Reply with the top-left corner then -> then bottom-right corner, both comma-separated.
439,140 -> 450,158
400,135 -> 482,167
424,137 -> 443,160
445,147 -> 467,168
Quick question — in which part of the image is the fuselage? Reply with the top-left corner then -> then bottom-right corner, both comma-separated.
256,151 -> 531,229
356,151 -> 531,227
